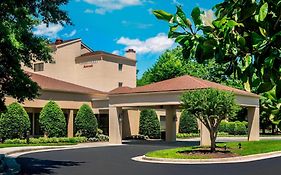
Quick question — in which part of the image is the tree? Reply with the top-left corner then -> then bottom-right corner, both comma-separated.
153,0 -> 281,134
181,88 -> 240,152
0,0 -> 71,112
139,109 -> 160,139
138,47 -> 243,89
75,104 -> 98,138
0,102 -> 30,140
179,110 -> 198,133
39,101 -> 66,137
153,1 -> 281,94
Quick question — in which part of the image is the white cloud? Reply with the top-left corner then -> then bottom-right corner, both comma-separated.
63,30 -> 77,38
147,8 -> 153,15
121,20 -> 153,29
116,33 -> 174,54
112,50 -> 120,55
172,0 -> 183,6
83,0 -> 143,14
84,9 -> 94,13
33,23 -> 63,39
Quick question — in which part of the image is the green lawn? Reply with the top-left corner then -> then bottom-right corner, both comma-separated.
0,143 -> 76,148
146,140 -> 281,159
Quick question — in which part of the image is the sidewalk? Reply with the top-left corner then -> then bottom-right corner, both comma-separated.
178,136 -> 281,142
0,142 -> 117,157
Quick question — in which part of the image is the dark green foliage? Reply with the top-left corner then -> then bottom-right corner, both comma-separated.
75,104 -> 98,138
137,47 -> 243,90
0,102 -> 30,140
179,110 -> 198,133
39,101 -> 66,137
0,0 -> 71,111
139,109 -> 160,139
219,121 -> 248,135
4,137 -> 87,144
153,0 -> 281,132
181,88 -> 240,151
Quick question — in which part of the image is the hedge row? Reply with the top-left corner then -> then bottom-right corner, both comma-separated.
218,121 -> 248,135
4,137 -> 88,144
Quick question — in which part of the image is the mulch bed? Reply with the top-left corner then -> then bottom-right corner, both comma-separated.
178,148 -> 239,158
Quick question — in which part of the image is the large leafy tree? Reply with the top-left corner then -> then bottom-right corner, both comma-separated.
153,0 -> 281,129
138,47 -> 243,89
0,0 -> 71,111
181,88 -> 240,152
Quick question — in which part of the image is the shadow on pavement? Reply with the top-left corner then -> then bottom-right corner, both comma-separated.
122,140 -> 200,148
16,157 -> 84,175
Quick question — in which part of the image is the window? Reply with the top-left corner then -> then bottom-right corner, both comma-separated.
160,116 -> 166,131
34,63 -> 44,72
118,82 -> 123,87
118,63 -> 123,71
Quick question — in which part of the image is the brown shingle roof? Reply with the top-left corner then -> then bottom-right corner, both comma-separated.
50,38 -> 80,45
110,75 -> 259,98
78,51 -> 136,62
27,72 -> 106,95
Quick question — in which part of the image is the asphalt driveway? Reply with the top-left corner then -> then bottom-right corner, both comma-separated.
16,140 -> 281,175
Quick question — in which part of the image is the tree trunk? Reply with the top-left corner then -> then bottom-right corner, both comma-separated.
272,124 -> 275,135
210,131 -> 216,152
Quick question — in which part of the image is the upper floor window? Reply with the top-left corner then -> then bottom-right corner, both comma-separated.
34,63 -> 44,72
118,82 -> 123,87
118,63 -> 123,71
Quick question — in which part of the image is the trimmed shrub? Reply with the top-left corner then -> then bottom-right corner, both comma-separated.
219,121 -> 247,135
4,137 -> 87,144
0,102 -> 30,140
39,101 -> 66,137
75,104 -> 98,138
179,110 -> 198,133
139,109 -> 160,139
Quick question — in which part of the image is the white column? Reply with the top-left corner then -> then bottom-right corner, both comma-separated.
32,112 -> 35,136
109,106 -> 122,144
67,110 -> 74,138
165,107 -> 177,142
200,121 -> 211,146
248,107 -> 260,141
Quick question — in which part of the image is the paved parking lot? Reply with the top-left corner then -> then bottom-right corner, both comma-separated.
16,140 -> 281,175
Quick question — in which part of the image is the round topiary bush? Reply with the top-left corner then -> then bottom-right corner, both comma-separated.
75,104 -> 98,138
139,109 -> 160,139
179,110 -> 198,133
0,102 -> 30,140
39,101 -> 66,137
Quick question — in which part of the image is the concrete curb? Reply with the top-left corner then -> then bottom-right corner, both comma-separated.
0,142 -> 120,158
132,151 -> 281,164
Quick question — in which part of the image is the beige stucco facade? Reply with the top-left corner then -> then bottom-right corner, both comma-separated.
105,91 -> 260,145
23,39 -> 137,92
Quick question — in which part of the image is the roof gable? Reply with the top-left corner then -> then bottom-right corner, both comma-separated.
110,75 -> 259,98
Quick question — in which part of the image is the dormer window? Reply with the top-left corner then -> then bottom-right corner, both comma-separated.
118,64 -> 123,71
118,82 -> 123,87
34,63 -> 44,72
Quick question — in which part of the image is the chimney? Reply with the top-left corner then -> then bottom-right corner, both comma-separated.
55,38 -> 63,45
125,49 -> 136,60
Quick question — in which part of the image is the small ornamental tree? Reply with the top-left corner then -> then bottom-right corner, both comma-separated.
179,110 -> 198,133
139,109 -> 160,139
181,88 -> 240,152
39,101 -> 66,137
0,102 -> 30,140
75,104 -> 98,138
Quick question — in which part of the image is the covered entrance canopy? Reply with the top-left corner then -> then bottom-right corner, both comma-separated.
106,75 -> 260,146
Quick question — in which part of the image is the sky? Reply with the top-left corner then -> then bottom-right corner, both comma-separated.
33,0 -> 222,77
